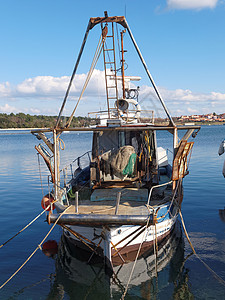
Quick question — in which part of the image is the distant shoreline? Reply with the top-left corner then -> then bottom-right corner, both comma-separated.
0,122 -> 224,131
0,128 -> 33,131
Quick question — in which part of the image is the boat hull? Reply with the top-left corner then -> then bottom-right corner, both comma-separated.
61,215 -> 177,267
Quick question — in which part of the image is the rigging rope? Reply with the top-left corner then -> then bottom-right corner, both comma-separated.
120,215 -> 151,300
66,33 -> 105,128
157,178 -> 182,221
179,209 -> 225,287
0,206 -> 71,290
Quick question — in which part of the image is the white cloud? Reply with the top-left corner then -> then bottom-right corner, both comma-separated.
167,0 -> 218,10
0,71 -> 225,116
140,85 -> 225,102
0,103 -> 20,113
0,82 -> 11,97
14,70 -> 106,99
139,85 -> 225,116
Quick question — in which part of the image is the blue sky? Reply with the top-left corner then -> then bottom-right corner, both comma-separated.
0,0 -> 225,117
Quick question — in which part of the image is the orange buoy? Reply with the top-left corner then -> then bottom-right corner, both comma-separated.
41,194 -> 55,211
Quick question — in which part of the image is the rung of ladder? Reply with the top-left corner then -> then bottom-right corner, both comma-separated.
105,62 -> 115,64
106,35 -> 113,38
108,97 -> 118,99
107,86 -> 117,88
104,49 -> 114,51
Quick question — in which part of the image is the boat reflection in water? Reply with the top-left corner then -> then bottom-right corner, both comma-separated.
45,221 -> 194,299
219,208 -> 225,223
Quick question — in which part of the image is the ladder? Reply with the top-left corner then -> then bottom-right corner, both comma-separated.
101,22 -> 119,118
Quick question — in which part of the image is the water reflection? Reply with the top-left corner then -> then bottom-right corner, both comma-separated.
45,221 -> 194,299
219,208 -> 225,223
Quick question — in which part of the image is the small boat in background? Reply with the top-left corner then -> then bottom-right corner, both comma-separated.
32,12 -> 200,271
218,139 -> 225,177
218,139 -> 225,156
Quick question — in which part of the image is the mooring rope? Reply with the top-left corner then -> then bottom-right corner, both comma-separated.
157,178 -> 182,221
0,205 -> 51,249
179,209 -> 225,287
0,206 -> 71,290
120,215 -> 151,300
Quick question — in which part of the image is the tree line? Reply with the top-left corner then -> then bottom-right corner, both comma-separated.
0,113 -> 96,129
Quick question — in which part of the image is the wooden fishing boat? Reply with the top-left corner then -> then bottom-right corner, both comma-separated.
32,12 -> 200,270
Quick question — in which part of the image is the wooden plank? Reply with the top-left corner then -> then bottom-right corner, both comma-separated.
172,141 -> 194,181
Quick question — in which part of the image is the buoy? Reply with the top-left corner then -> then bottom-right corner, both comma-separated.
42,240 -> 58,257
41,194 -> 55,211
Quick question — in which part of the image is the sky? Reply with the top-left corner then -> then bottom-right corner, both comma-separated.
0,0 -> 225,118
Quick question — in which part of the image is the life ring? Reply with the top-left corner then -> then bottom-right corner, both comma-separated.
115,98 -> 141,120
41,194 -> 55,211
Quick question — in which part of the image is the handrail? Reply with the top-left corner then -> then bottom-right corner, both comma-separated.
147,180 -> 172,206
59,151 -> 91,185
59,150 -> 91,174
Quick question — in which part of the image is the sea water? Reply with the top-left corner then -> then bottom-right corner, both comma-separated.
0,126 -> 225,299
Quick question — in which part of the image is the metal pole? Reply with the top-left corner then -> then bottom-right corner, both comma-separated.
173,127 -> 178,156
53,129 -> 58,199
124,20 -> 176,127
121,30 -> 126,99
115,192 -> 121,215
75,191 -> 79,213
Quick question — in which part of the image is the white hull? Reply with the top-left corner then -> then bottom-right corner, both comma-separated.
63,214 -> 178,266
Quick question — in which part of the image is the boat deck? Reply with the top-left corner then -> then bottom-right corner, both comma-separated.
64,196 -> 171,216
60,178 -> 173,216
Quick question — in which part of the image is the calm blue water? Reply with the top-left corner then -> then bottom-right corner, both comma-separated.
0,126 -> 225,299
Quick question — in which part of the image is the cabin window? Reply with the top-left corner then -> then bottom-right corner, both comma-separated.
118,131 -> 125,148
98,131 -> 119,154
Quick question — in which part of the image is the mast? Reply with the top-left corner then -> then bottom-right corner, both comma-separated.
55,12 -> 175,129
121,30 -> 126,99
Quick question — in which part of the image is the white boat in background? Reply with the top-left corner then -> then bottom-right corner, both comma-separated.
218,139 -> 225,177
32,12 -> 200,270
218,139 -> 225,156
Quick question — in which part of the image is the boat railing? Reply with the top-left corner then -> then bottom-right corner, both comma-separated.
88,109 -> 154,123
147,180 -> 173,206
60,150 -> 91,187
166,148 -> 173,165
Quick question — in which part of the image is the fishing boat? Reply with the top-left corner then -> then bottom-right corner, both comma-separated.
32,12 -> 200,270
